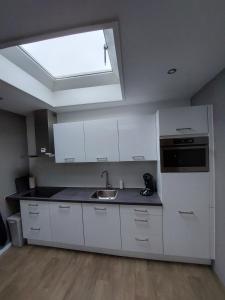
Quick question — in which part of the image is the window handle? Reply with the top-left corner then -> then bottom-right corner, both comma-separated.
104,44 -> 108,65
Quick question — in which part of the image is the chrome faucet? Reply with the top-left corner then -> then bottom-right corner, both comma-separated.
101,170 -> 111,189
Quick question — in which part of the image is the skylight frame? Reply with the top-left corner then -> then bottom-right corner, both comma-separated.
19,30 -> 113,80
0,22 -> 124,100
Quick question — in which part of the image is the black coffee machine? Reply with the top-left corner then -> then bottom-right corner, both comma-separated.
140,173 -> 155,196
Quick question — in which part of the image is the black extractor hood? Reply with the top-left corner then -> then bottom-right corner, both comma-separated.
34,109 -> 56,157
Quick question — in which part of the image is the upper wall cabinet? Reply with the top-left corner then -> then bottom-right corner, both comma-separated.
53,122 -> 85,163
158,106 -> 208,136
118,116 -> 157,161
84,119 -> 119,162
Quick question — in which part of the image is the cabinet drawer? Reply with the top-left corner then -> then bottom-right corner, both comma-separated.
120,205 -> 163,254
50,202 -> 84,245
20,200 -> 51,241
83,204 -> 121,250
121,205 -> 162,217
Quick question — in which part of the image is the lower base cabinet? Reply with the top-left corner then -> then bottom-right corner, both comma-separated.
120,205 -> 163,254
49,202 -> 84,245
20,200 -> 165,259
82,203 -> 121,250
162,173 -> 211,259
20,200 -> 52,242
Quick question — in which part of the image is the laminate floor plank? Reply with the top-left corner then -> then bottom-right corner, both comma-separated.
0,245 -> 224,300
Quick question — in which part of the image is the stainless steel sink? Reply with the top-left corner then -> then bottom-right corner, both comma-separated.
90,189 -> 118,200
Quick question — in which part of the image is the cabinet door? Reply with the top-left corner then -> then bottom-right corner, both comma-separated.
159,106 -> 208,136
20,200 -> 51,241
53,122 -> 85,163
118,115 -> 157,161
162,173 -> 210,259
120,205 -> 163,254
83,204 -> 121,249
84,119 -> 119,162
50,202 -> 84,245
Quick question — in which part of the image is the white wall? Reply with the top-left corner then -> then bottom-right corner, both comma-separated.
53,84 -> 122,107
30,158 -> 156,189
57,99 -> 190,122
191,68 -> 225,287
0,54 -> 54,106
28,99 -> 190,188
0,110 -> 29,223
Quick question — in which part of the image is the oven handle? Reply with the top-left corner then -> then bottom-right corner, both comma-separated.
160,145 -> 208,150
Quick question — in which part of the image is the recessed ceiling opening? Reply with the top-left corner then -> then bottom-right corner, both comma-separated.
0,22 -> 124,110
20,30 -> 112,79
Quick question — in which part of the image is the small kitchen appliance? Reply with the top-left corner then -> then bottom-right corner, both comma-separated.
140,173 -> 155,196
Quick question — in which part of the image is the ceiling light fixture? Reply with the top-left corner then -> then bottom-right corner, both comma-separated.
167,68 -> 177,75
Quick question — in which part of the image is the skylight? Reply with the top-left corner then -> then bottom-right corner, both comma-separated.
20,30 -> 112,79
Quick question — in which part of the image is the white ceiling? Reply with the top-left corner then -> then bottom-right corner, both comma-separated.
0,0 -> 225,115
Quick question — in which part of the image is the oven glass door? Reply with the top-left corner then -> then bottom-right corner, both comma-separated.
161,146 -> 209,172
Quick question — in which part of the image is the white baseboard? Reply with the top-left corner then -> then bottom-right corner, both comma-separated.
28,239 -> 211,265
0,243 -> 11,256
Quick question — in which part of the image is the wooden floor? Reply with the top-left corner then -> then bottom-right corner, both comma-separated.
0,246 -> 224,300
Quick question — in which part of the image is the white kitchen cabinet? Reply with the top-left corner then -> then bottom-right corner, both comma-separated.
118,115 -> 157,161
20,200 -> 51,241
82,203 -> 121,249
120,205 -> 163,254
162,173 -> 211,259
53,122 -> 85,163
84,119 -> 119,162
49,202 -> 84,245
159,105 -> 208,136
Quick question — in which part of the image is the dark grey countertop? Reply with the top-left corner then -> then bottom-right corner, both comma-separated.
6,187 -> 162,206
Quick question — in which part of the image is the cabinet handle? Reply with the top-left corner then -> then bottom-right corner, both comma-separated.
29,212 -> 40,215
178,210 -> 194,215
134,209 -> 148,213
134,219 -> 148,223
96,157 -> 108,162
30,227 -> 40,231
28,204 -> 38,207
59,205 -> 71,209
135,237 -> 149,242
94,207 -> 107,211
132,156 -> 145,161
176,128 -> 192,131
64,158 -> 75,162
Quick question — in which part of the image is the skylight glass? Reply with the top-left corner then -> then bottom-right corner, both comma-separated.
20,30 -> 112,79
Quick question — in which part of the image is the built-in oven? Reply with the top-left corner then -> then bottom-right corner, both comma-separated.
160,136 -> 209,173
